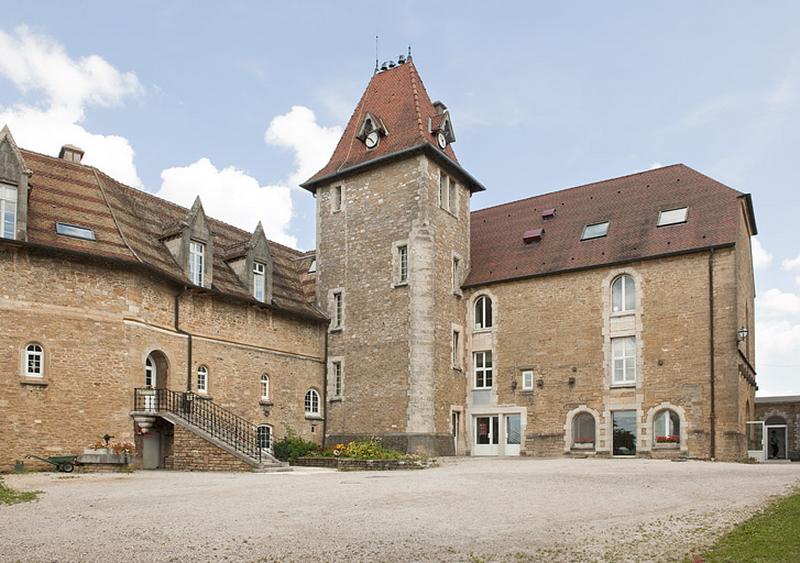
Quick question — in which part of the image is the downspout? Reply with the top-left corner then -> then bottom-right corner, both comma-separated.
174,286 -> 192,391
708,249 -> 716,460
321,328 -> 329,447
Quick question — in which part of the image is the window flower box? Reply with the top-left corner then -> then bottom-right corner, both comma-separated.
572,438 -> 595,450
655,435 -> 679,444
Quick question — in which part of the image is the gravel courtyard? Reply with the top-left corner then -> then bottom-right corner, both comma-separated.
2,458 -> 798,562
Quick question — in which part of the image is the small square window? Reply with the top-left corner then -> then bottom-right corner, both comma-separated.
581,221 -> 609,240
521,370 -> 534,391
657,207 -> 688,227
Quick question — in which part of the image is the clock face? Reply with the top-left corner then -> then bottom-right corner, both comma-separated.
437,132 -> 447,149
365,131 -> 380,149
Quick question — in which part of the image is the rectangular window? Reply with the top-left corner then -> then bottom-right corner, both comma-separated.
398,244 -> 408,284
332,291 -> 343,329
474,351 -> 493,388
253,262 -> 266,301
332,185 -> 342,212
448,178 -> 457,215
657,207 -> 688,227
56,222 -> 96,241
189,241 -> 205,286
333,361 -> 343,397
581,221 -> 609,240
0,183 -> 17,239
521,369 -> 534,391
452,329 -> 461,368
439,171 -> 448,210
452,256 -> 461,292
611,336 -> 636,385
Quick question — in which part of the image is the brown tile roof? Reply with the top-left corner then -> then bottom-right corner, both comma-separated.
20,148 -> 326,321
465,164 -> 754,287
302,58 -> 484,192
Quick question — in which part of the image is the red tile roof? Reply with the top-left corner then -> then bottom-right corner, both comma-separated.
302,58 -> 484,191
19,148 -> 325,321
466,164 -> 754,287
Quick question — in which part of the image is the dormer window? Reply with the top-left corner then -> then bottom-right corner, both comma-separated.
657,207 -> 688,227
356,112 -> 387,149
581,221 -> 609,241
189,241 -> 205,286
0,182 -> 17,239
253,262 -> 266,302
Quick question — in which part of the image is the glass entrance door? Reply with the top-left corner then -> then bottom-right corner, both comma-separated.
612,411 -> 637,456
505,414 -> 521,456
474,415 -> 499,456
766,425 -> 788,460
747,421 -> 765,462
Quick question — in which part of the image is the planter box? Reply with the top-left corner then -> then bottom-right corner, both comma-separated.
292,456 -> 431,471
572,442 -> 595,450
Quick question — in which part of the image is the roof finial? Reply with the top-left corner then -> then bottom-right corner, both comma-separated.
374,35 -> 379,74
408,44 -> 412,60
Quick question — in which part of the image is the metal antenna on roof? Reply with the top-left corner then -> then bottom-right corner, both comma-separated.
408,44 -> 412,59
374,35 -> 379,73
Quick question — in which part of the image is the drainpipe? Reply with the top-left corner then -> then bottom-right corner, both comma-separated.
174,286 -> 192,391
321,328 -> 329,447
708,249 -> 716,460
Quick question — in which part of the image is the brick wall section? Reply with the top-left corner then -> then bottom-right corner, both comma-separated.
170,425 -> 253,471
0,246 -> 324,471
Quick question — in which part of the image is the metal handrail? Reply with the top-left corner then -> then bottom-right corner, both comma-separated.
133,388 -> 262,463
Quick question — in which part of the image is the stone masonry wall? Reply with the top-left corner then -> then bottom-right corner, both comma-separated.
755,400 -> 800,461
170,424 -> 253,471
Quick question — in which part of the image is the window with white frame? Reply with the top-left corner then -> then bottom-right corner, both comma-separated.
452,329 -> 461,369
305,389 -> 321,415
332,361 -> 343,397
332,290 -> 343,329
521,369 -> 534,391
611,274 -> 636,313
189,241 -> 205,286
474,351 -> 493,388
581,221 -> 609,240
257,424 -> 273,452
0,183 -> 17,240
657,207 -> 688,227
474,295 -> 493,330
145,354 -> 156,387
25,343 -> 43,377
654,410 -> 680,443
332,185 -> 342,212
397,245 -> 408,284
611,336 -> 636,385
253,262 -> 266,301
260,374 -> 270,401
197,366 -> 208,393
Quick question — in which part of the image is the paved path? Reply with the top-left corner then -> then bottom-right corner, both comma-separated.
2,458 -> 799,562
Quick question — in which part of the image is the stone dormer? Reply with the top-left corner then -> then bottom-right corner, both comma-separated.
0,126 -> 32,241
223,221 -> 273,304
160,196 -> 214,288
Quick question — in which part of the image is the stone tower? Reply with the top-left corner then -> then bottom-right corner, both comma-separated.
301,57 -> 484,455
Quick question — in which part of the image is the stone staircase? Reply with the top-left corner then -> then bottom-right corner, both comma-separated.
131,388 -> 289,472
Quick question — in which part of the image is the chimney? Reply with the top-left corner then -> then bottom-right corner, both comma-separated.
432,101 -> 447,116
59,144 -> 84,163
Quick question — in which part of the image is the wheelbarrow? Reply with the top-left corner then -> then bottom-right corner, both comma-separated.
26,454 -> 80,473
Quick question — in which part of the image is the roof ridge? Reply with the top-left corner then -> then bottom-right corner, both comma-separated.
407,61 -> 426,140
471,164 -> 687,215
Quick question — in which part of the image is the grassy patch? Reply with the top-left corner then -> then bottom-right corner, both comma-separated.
0,477 -> 41,505
701,488 -> 800,562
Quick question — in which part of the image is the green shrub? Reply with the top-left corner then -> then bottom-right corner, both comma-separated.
341,438 -> 410,460
272,436 -> 319,462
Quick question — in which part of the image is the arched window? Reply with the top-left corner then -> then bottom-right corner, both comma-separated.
257,424 -> 273,453
305,389 -> 320,415
145,354 -> 157,387
611,274 -> 636,313
260,374 -> 270,401
25,344 -> 44,377
474,295 -> 493,330
572,412 -> 595,447
654,410 -> 680,444
197,366 -> 208,394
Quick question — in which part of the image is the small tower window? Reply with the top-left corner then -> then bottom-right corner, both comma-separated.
260,374 -> 270,401
332,361 -> 343,397
253,262 -> 266,302
332,186 -> 343,212
197,366 -> 208,394
189,241 -> 205,286
0,183 -> 17,240
25,343 -> 44,378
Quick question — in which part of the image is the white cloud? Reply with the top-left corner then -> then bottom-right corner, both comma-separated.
265,105 -> 342,186
0,26 -> 142,186
649,162 -> 664,170
751,237 -> 773,270
756,288 -> 800,394
156,106 -> 340,248
758,288 -> 800,318
782,254 -> 800,271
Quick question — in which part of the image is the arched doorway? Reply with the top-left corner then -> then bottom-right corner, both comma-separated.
140,350 -> 171,470
145,351 -> 169,389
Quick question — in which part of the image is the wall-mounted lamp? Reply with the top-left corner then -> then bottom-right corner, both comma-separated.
737,326 -> 749,343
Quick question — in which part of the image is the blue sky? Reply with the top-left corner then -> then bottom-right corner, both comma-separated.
2,2 -> 799,394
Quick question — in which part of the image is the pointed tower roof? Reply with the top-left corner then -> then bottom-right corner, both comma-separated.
301,58 -> 484,192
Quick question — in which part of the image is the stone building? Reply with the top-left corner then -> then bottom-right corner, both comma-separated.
1,56 -> 764,470
753,396 -> 800,461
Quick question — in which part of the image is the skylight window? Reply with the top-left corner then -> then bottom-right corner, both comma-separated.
657,207 -> 688,227
581,221 -> 609,241
56,222 -> 96,241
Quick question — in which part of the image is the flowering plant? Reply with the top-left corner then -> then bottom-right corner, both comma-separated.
656,435 -> 679,443
332,443 -> 346,457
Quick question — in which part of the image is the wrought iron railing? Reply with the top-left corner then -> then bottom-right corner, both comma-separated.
133,388 -> 263,463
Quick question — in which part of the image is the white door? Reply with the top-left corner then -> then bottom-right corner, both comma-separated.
747,421 -> 765,462
474,415 -> 500,456
504,414 -> 522,456
451,411 -> 461,455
